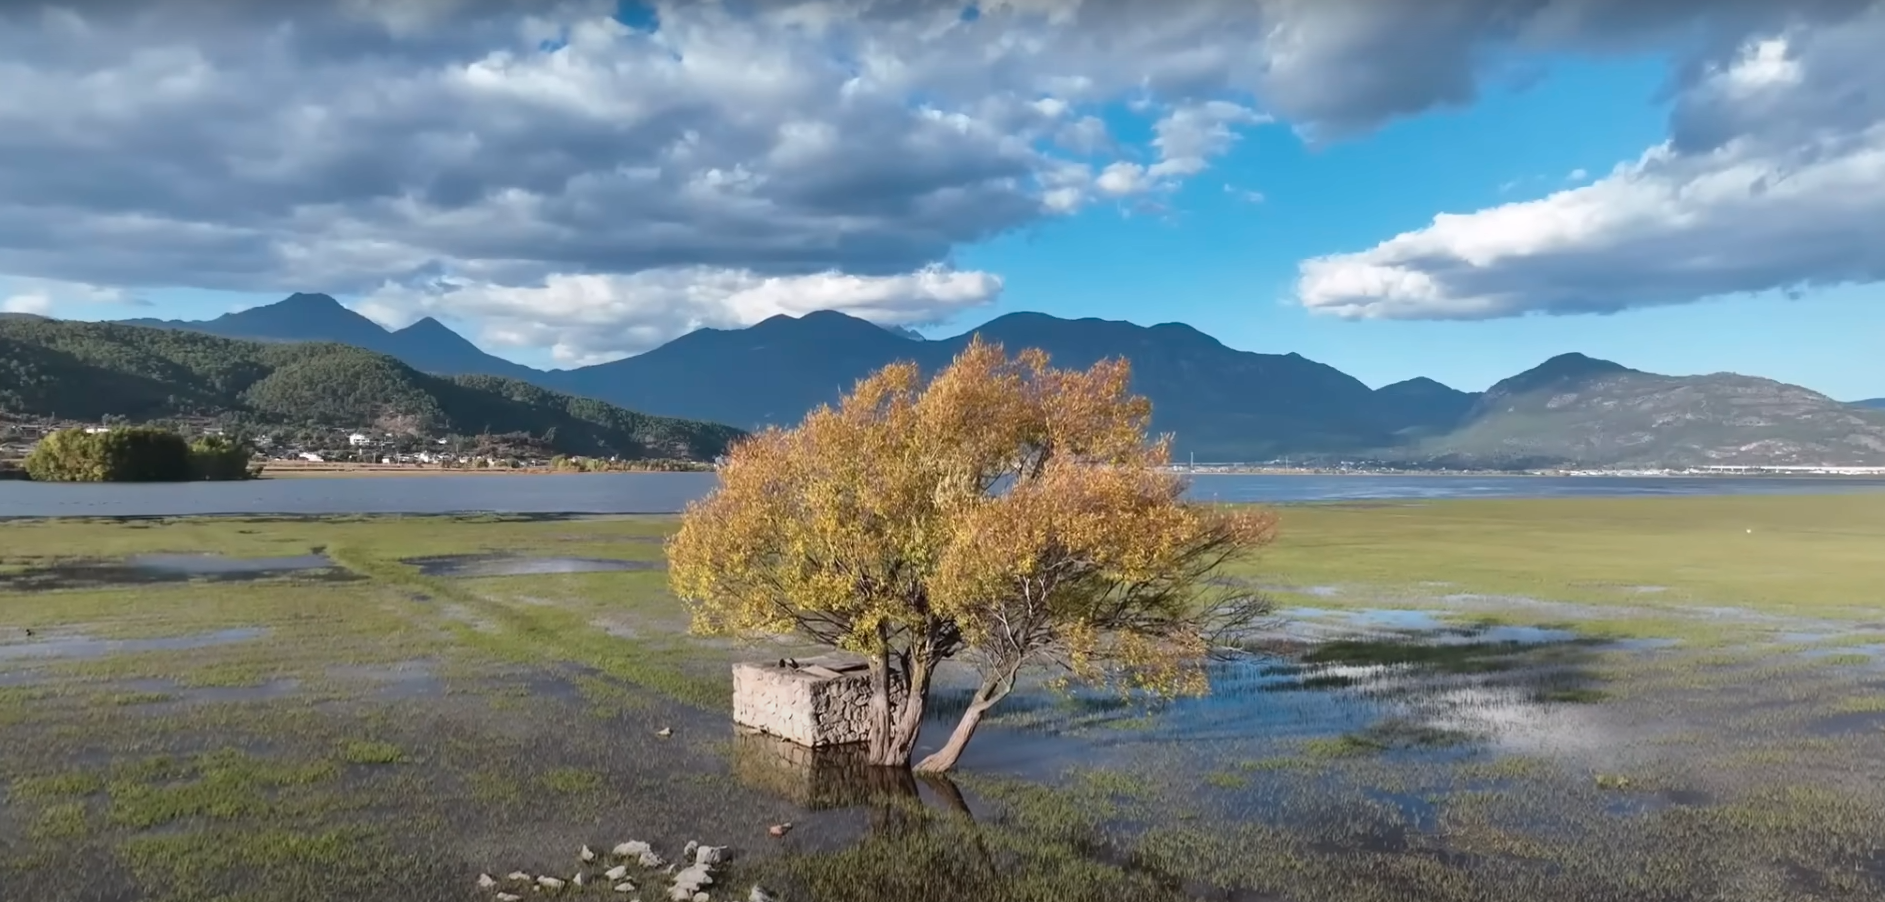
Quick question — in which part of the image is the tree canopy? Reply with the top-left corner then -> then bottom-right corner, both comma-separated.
667,338 -> 1277,770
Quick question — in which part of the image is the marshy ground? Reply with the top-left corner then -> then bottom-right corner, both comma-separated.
2,494 -> 1883,902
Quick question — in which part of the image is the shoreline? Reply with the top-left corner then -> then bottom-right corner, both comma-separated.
255,463 -> 712,478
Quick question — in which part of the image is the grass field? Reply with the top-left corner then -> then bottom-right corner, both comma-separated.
2,493 -> 1883,902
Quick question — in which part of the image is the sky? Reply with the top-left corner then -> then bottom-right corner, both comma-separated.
1,0 -> 1881,398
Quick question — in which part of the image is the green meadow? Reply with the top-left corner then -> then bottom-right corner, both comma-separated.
2,492 -> 1882,902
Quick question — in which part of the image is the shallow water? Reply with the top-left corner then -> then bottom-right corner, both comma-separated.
404,554 -> 665,577
125,552 -> 334,574
4,472 -> 1881,518
0,627 -> 269,663
0,553 -> 349,590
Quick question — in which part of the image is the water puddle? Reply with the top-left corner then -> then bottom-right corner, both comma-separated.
0,553 -> 349,591
324,661 -> 446,699
0,627 -> 269,663
403,555 -> 665,578
115,676 -> 304,705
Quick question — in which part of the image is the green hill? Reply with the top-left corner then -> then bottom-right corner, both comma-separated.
0,318 -> 742,461
1407,354 -> 1885,468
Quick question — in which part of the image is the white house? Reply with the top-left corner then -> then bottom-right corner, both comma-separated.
299,452 -> 324,462
348,433 -> 370,447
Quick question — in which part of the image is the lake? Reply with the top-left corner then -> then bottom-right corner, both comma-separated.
2,472 -> 1882,518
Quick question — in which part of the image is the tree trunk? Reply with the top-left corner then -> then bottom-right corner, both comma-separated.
913,700 -> 988,773
914,665 -> 1018,774
866,646 -> 935,768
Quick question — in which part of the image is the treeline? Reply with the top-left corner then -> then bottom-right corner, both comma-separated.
22,427 -> 262,483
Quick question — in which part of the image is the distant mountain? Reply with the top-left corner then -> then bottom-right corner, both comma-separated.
1371,377 -> 1478,436
543,310 -> 1407,460
0,318 -> 740,460
122,293 -> 543,381
94,294 -> 1885,466
1413,354 -> 1885,467
1854,398 -> 1885,411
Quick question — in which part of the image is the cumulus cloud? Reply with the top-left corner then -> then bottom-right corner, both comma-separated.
0,277 -> 144,316
3,0 -> 1876,356
1298,4 -> 1885,320
355,264 -> 1002,364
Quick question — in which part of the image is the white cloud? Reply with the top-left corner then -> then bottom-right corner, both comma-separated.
0,0 -> 1874,352
355,264 -> 1003,364
0,277 -> 143,316
1297,7 -> 1885,320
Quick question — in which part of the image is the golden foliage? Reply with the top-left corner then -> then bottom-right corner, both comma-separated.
666,337 -> 1277,696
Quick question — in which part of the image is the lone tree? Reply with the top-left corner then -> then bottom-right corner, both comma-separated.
667,339 -> 1277,771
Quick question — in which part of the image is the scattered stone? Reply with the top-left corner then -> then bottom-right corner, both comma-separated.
581,845 -> 598,862
478,873 -> 498,888
507,871 -> 532,882
537,875 -> 567,891
497,894 -> 522,902
573,872 -> 586,887
693,893 -> 710,902
614,883 -> 637,894
657,727 -> 673,737
613,841 -> 650,858
605,865 -> 630,881
749,886 -> 781,902
694,845 -> 727,867
767,823 -> 792,837
683,840 -> 698,860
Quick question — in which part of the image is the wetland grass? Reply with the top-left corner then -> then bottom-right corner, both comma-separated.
2,497 -> 1882,901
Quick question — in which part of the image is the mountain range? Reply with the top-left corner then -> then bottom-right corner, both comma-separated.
87,294 -> 1885,467
0,316 -> 740,461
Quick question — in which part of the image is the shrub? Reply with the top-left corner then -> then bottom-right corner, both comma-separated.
188,434 -> 256,481
24,427 -> 256,482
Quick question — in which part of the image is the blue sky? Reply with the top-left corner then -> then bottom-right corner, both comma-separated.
4,3 -> 1880,400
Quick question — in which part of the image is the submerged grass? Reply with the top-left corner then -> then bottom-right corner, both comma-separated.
2,499 -> 1883,902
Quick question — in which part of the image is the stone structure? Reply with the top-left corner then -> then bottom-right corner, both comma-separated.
731,654 -> 906,748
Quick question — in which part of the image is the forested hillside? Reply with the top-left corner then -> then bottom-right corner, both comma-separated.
0,319 -> 742,461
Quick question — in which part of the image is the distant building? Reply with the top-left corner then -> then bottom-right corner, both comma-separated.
348,433 -> 370,447
299,452 -> 325,462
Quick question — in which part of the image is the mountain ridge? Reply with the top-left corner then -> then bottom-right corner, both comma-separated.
95,295 -> 1885,467
0,317 -> 741,461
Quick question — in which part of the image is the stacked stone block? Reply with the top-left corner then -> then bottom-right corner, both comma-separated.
730,654 -> 907,748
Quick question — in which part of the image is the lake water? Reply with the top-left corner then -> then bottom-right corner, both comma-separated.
2,472 -> 1881,519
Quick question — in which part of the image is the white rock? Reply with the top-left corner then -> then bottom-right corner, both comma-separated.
668,888 -> 695,902
605,865 -> 630,881
683,840 -> 698,860
749,887 -> 781,902
537,876 -> 567,890
573,872 -> 586,887
478,873 -> 498,888
497,894 -> 522,902
694,893 -> 711,902
614,883 -> 637,894
640,850 -> 667,868
694,845 -> 727,867
613,841 -> 652,858
507,872 -> 532,882
582,845 -> 598,862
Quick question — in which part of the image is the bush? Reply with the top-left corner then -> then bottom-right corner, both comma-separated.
188,434 -> 257,480
24,427 -> 257,482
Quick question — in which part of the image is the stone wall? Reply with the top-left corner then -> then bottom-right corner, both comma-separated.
731,655 -> 907,748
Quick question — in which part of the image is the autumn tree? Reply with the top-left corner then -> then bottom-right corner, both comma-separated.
666,338 -> 1277,770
